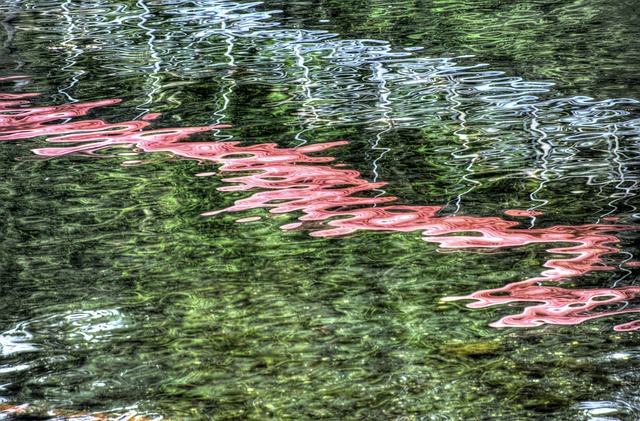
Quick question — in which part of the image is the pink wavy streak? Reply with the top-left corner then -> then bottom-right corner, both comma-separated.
442,281 -> 640,332
2,84 -> 639,330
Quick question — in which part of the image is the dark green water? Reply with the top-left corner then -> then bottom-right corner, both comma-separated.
1,1 -> 639,420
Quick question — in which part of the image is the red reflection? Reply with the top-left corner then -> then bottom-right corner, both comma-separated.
0,96 -> 223,150
504,209 -> 543,217
2,82 -> 639,330
442,281 -> 640,331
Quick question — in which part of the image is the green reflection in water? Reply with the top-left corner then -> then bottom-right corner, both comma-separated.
0,0 -> 639,420
265,0 -> 640,100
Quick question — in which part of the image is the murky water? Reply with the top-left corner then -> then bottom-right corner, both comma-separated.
1,1 -> 639,420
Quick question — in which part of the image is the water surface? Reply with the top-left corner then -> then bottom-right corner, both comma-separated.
1,1 -> 640,420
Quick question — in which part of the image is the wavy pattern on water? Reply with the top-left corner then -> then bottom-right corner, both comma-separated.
2,1 -> 640,418
1,87 -> 638,331
0,403 -> 159,421
6,0 -> 640,222
444,281 -> 640,332
0,95 -> 223,152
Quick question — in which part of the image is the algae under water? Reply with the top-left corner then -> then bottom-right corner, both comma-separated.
1,0 -> 640,420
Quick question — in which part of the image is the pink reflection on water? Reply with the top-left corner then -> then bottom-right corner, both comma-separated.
2,84 -> 639,330
443,281 -> 640,332
504,209 -> 543,217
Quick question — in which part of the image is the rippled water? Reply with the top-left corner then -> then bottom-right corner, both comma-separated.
1,0 -> 640,420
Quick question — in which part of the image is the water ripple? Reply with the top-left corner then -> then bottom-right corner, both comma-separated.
1,84 -> 638,332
